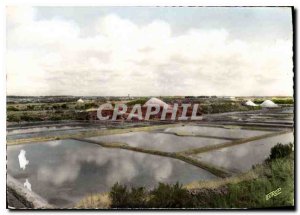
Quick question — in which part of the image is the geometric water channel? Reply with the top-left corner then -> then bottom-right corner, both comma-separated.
7,107 -> 294,208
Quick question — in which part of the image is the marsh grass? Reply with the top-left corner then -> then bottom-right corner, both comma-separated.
203,155 -> 294,208
75,193 -> 111,209
184,170 -> 258,190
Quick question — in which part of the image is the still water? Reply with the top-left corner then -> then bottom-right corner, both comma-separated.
7,126 -> 84,134
6,126 -> 105,141
88,131 -> 227,152
191,132 -> 294,174
7,139 -> 217,207
164,126 -> 271,139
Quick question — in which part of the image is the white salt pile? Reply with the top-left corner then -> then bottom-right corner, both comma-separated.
260,100 -> 278,108
245,100 -> 258,106
77,98 -> 84,103
143,97 -> 169,107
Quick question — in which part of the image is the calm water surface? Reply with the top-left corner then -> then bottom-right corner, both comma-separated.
191,132 -> 294,173
88,131 -> 227,152
7,139 -> 217,207
164,126 -> 271,139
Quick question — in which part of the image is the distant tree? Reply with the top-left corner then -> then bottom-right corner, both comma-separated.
84,102 -> 98,109
52,104 -> 59,110
61,103 -> 68,109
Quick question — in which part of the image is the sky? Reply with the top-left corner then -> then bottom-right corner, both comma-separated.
6,6 -> 293,96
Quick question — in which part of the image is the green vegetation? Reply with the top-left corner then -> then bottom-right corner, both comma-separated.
200,102 -> 261,114
74,102 -> 99,110
6,96 -> 292,122
148,183 -> 195,208
7,110 -> 88,122
253,98 -> 294,105
61,103 -> 68,109
110,183 -> 147,208
126,98 -> 149,106
6,101 -> 100,122
106,143 -> 294,209
266,143 -> 293,162
271,98 -> 294,105
26,105 -> 35,110
253,99 -> 264,104
83,102 -> 98,109
110,182 -> 195,208
7,106 -> 20,111
196,144 -> 294,208
6,99 -> 128,122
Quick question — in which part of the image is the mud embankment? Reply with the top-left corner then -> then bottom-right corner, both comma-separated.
7,175 -> 52,209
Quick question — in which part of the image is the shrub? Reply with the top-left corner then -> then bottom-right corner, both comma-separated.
84,102 -> 98,109
20,113 -> 40,121
126,98 -> 148,106
52,104 -> 59,110
107,142 -> 294,209
149,182 -> 196,208
127,187 -> 147,208
110,182 -> 196,208
253,99 -> 264,104
266,143 -> 293,162
200,103 -> 260,114
61,103 -> 68,109
110,183 -> 130,208
110,183 -> 146,208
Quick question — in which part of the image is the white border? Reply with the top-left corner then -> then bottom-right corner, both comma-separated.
1,1 -> 298,215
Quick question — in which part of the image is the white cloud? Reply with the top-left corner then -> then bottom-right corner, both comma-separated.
6,7 -> 293,96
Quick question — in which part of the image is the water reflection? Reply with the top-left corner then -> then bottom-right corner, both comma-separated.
89,132 -> 226,152
7,140 -> 217,207
192,132 -> 294,173
165,126 -> 271,139
24,179 -> 32,191
18,150 -> 29,170
6,127 -> 104,141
